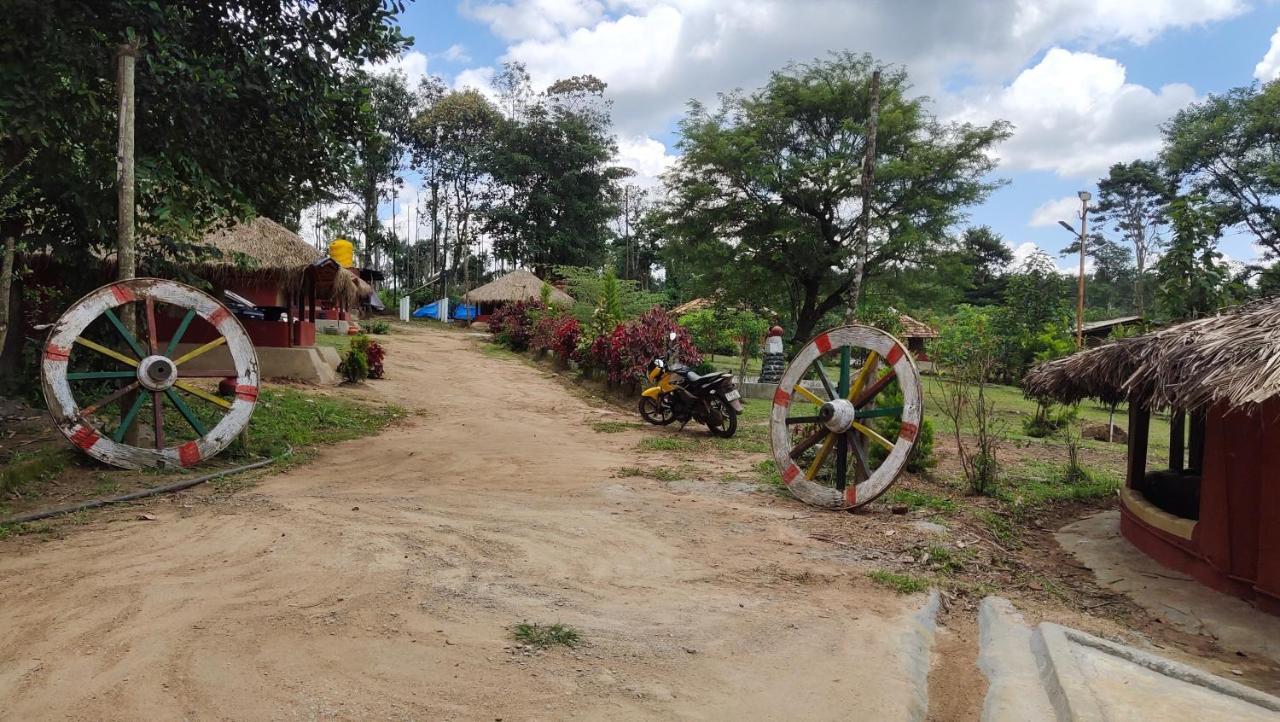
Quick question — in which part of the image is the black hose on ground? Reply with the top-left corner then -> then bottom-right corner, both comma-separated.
1,451 -> 288,527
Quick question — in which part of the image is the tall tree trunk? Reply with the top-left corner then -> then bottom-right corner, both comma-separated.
846,70 -> 881,322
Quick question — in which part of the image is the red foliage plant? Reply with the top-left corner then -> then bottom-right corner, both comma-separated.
600,306 -> 702,384
488,300 -> 544,351
551,317 -> 581,362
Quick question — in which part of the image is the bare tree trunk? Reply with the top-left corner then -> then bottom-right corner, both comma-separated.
845,70 -> 881,323
116,43 -> 140,444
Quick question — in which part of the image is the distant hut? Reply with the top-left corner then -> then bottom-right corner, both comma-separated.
897,313 -> 938,364
464,269 -> 572,321
159,217 -> 363,383
1025,298 -> 1280,615
670,297 -> 715,317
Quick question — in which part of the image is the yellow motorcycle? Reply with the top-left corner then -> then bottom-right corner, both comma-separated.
639,334 -> 742,437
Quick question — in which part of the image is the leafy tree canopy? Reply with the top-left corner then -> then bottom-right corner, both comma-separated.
660,52 -> 1010,342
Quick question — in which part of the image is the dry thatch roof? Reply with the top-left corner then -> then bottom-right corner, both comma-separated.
194,217 -> 322,288
464,268 -> 573,305
898,314 -> 938,339
670,297 -> 714,316
1024,297 -> 1280,411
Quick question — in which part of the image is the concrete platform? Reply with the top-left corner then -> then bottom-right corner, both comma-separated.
978,596 -> 1280,721
170,342 -> 339,385
1058,511 -> 1280,663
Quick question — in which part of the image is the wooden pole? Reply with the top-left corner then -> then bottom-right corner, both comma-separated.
846,70 -> 881,323
1077,199 -> 1088,348
116,43 -> 140,444
116,44 -> 138,282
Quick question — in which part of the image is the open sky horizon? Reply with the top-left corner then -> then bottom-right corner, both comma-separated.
362,0 -> 1280,274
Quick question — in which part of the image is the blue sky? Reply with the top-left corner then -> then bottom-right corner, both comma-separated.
368,1 -> 1280,270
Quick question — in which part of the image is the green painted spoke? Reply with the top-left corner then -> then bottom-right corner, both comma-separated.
111,393 -> 148,443
104,307 -> 146,359
165,309 -> 197,358
165,388 -> 207,436
67,371 -> 137,380
812,362 -> 836,399
855,406 -> 902,420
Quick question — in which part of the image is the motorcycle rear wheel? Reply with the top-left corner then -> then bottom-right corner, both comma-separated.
638,394 -> 676,425
706,399 -> 738,438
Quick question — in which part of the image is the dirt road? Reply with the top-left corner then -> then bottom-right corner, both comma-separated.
0,325 -> 948,720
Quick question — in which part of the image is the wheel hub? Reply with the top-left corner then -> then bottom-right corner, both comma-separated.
818,398 -> 857,433
137,355 -> 177,391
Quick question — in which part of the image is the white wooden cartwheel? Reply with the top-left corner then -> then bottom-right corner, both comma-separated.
41,278 -> 259,470
768,325 -> 923,509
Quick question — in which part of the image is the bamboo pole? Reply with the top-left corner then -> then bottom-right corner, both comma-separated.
116,43 -> 139,444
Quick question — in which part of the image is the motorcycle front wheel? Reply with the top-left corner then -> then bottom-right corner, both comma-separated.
638,394 -> 677,425
706,398 -> 738,438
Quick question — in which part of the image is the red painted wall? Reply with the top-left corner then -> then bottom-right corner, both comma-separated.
154,312 -> 315,348
1132,399 -> 1280,613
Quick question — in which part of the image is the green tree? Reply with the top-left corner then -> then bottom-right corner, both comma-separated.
0,0 -> 407,264
956,225 -> 1014,305
483,74 -> 627,275
343,70 -> 416,268
1156,196 -> 1228,321
661,52 -> 1010,342
1093,160 -> 1171,316
1162,81 -> 1280,257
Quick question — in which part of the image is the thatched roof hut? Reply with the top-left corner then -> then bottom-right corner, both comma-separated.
1024,298 -> 1280,411
195,217 -> 324,291
464,269 -> 573,306
1026,297 -> 1280,616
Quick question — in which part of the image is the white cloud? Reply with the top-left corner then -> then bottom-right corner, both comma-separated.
437,44 -> 472,64
463,0 -> 605,41
1256,26 -> 1280,82
368,50 -> 430,88
615,135 -> 677,188
466,0 -> 1241,137
1009,241 -> 1041,269
954,48 -> 1197,177
1029,195 -> 1085,228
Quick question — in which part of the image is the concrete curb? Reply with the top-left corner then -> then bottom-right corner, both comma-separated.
977,597 -> 1057,722
903,590 -> 941,722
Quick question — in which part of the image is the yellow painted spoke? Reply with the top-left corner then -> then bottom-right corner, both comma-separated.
805,433 -> 836,480
793,384 -> 826,406
851,421 -> 895,452
75,336 -> 138,367
174,381 -> 233,409
848,351 -> 879,401
172,336 -> 227,366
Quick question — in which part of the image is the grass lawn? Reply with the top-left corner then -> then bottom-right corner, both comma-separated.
315,332 -> 352,354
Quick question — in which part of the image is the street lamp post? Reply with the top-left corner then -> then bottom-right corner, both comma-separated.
1058,191 -> 1091,349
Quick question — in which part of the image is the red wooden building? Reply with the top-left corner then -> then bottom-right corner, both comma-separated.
1026,299 -> 1280,615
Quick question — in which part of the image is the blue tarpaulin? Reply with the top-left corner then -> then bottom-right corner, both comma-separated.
411,301 -> 478,321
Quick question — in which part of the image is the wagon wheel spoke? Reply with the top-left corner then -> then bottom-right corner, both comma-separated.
834,431 -> 849,490
789,425 -> 828,460
848,433 -> 873,482
165,308 -> 197,358
853,369 -> 897,408
152,391 -> 165,450
850,420 -> 895,452
174,380 -> 233,409
811,361 -> 836,399
175,369 -> 238,378
805,433 -> 837,480
848,351 -> 880,401
144,297 -> 160,355
111,392 -> 149,443
74,336 -> 138,367
66,370 -> 137,380
793,383 -> 826,407
82,381 -> 141,416
103,307 -> 147,359
165,388 -> 208,436
172,336 -> 227,366
786,415 -> 823,425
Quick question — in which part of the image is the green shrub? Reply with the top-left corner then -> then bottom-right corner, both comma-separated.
339,345 -> 369,382
366,319 -> 391,334
1022,401 -> 1076,438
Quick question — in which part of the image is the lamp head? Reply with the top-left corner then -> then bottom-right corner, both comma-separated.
1078,190 -> 1092,202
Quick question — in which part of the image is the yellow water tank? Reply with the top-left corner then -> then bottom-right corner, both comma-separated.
329,238 -> 355,268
